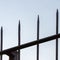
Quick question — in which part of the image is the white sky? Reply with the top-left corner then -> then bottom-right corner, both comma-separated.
0,0 -> 60,60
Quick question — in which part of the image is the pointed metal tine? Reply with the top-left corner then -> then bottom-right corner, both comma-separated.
19,20 -> 20,26
56,9 -> 58,14
18,20 -> 20,45
56,9 -> 58,18
37,15 -> 40,60
1,26 -> 3,48
1,26 -> 3,33
37,15 -> 39,23
37,15 -> 39,39
54,9 -> 59,60
18,20 -> 20,60
56,9 -> 59,34
19,20 -> 20,30
1,26 -> 3,60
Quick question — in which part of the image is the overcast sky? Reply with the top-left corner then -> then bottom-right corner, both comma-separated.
0,0 -> 60,60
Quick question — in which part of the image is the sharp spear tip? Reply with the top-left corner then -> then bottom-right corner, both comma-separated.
19,20 -> 20,23
37,15 -> 39,22
38,15 -> 39,18
1,26 -> 3,32
1,26 -> 3,29
18,20 -> 20,25
56,9 -> 58,13
57,9 -> 58,11
18,20 -> 21,31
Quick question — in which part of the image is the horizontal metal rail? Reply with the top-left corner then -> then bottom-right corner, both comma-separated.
0,34 -> 60,55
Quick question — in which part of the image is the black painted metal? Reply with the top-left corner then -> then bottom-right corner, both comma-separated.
1,27 -> 3,60
37,15 -> 39,60
0,34 -> 60,55
9,21 -> 21,60
18,20 -> 20,60
56,9 -> 58,60
0,10 -> 59,60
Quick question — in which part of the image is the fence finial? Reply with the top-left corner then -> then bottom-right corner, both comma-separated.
18,20 -> 20,43
56,9 -> 58,13
0,26 -> 3,60
56,9 -> 58,18
1,26 -> 3,51
56,9 -> 59,60
18,20 -> 20,60
37,15 -> 39,22
37,15 -> 39,60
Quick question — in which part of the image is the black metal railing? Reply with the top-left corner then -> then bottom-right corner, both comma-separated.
0,9 -> 59,60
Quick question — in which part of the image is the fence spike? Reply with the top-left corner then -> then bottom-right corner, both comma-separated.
18,20 -> 20,45
56,9 -> 59,60
37,15 -> 39,60
18,20 -> 20,60
1,26 -> 3,60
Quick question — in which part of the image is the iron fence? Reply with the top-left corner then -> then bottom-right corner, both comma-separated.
0,9 -> 60,60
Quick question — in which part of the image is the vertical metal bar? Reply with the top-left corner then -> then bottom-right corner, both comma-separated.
1,26 -> 3,60
56,9 -> 58,60
37,15 -> 39,60
18,20 -> 20,60
9,54 -> 14,60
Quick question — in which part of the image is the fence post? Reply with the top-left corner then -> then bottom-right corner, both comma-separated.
0,27 -> 3,60
56,9 -> 59,60
18,20 -> 20,60
9,21 -> 21,60
37,15 -> 39,60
